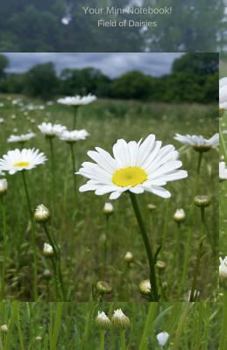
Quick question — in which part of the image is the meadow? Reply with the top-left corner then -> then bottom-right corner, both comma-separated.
0,95 -> 218,301
0,301 -> 224,349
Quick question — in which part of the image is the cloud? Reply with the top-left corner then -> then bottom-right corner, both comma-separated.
5,53 -> 183,77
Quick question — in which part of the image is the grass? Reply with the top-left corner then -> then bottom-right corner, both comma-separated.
0,94 -> 218,301
0,301 -> 223,349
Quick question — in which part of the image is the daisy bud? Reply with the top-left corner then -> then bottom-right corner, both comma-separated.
0,324 -> 8,333
124,251 -> 134,263
156,260 -> 166,270
43,269 -> 52,279
112,309 -> 130,329
96,311 -> 111,329
147,203 -> 156,211
43,243 -> 54,257
219,257 -> 227,279
156,331 -> 169,347
194,195 -> 211,208
96,281 -> 112,295
0,179 -> 8,196
103,202 -> 114,215
34,204 -> 50,222
139,279 -> 151,296
35,336 -> 42,341
173,209 -> 186,223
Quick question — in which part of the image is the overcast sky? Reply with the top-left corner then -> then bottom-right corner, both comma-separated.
5,53 -> 183,77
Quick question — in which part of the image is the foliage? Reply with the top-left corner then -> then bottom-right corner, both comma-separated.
0,53 -> 219,103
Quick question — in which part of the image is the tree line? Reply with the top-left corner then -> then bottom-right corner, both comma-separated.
0,53 -> 218,103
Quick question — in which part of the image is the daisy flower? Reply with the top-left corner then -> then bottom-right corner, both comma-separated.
38,122 -> 66,137
156,331 -> 169,347
59,129 -> 89,143
174,133 -> 219,152
57,94 -> 96,106
219,256 -> 227,279
220,77 -> 227,110
77,134 -> 188,200
219,161 -> 227,180
0,148 -> 47,175
7,132 -> 35,143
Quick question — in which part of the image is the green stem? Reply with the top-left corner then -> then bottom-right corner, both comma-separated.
21,171 -> 32,219
220,127 -> 227,163
197,152 -> 203,175
69,143 -> 77,194
120,330 -> 126,350
100,331 -> 105,350
48,137 -> 56,210
73,106 -> 78,129
129,192 -> 159,301
42,223 -> 66,300
21,171 -> 38,299
0,197 -> 7,298
220,292 -> 227,350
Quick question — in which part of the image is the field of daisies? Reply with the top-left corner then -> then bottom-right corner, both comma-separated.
0,301 -> 225,349
0,94 -> 218,302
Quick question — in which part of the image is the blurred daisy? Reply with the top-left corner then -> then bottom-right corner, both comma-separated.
219,161 -> 227,180
219,256 -> 227,279
7,132 -> 35,144
38,122 -> 66,137
220,77 -> 227,110
156,331 -> 169,347
57,94 -> 96,106
59,129 -> 89,143
77,134 -> 188,200
0,149 -> 47,175
174,133 -> 219,152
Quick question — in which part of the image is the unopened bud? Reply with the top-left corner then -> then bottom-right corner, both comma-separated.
112,309 -> 130,329
173,209 -> 186,223
124,251 -> 134,263
96,311 -> 111,329
156,260 -> 166,270
194,195 -> 211,208
0,324 -> 8,333
219,256 -> 227,279
35,336 -> 42,341
43,269 -> 52,279
147,203 -> 157,211
34,204 -> 50,222
103,202 -> 114,215
43,243 -> 54,257
0,179 -> 8,195
96,281 -> 112,295
139,279 -> 151,296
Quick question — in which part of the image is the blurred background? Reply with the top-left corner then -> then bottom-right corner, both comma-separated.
0,0 -> 224,52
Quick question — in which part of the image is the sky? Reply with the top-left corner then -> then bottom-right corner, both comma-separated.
5,53 -> 183,78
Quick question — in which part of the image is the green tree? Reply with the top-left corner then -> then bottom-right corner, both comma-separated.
0,55 -> 9,80
24,63 -> 59,100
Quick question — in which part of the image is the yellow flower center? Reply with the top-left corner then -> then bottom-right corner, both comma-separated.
112,166 -> 147,187
14,161 -> 30,168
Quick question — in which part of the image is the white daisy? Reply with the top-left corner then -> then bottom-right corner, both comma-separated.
77,134 -> 188,200
7,132 -> 35,143
156,331 -> 169,347
219,161 -> 227,180
57,94 -> 96,106
220,77 -> 227,110
174,133 -> 219,152
38,122 -> 66,137
59,129 -> 89,143
219,256 -> 227,279
0,149 -> 47,175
